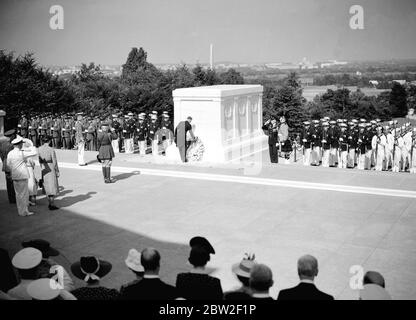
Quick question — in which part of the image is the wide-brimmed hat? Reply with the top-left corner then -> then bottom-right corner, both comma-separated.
27,278 -> 61,300
4,129 -> 16,137
71,256 -> 112,282
359,284 -> 392,300
125,249 -> 144,272
189,236 -> 215,254
232,253 -> 256,278
12,247 -> 42,270
11,136 -> 24,145
22,239 -> 59,258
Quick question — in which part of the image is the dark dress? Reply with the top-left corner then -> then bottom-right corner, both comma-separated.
97,131 -> 117,160
118,278 -> 178,300
224,290 -> 252,300
277,283 -> 334,300
71,286 -> 119,300
176,273 -> 223,300
0,248 -> 18,292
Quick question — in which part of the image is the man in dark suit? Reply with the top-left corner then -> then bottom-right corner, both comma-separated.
277,255 -> 334,300
262,117 -> 279,163
118,248 -> 178,300
249,264 -> 275,301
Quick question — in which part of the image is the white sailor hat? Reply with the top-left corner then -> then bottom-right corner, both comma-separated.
152,110 -> 158,114
162,111 -> 168,114
339,123 -> 347,128
27,278 -> 61,300
17,124 -> 22,128
351,119 -> 358,123
38,126 -> 43,129
127,112 -> 134,116
329,120 -> 336,125
12,247 -> 42,270
112,114 -> 118,118
322,122 -> 329,127
370,120 -> 377,125
138,114 -> 145,119
11,136 -> 24,145
28,126 -> 32,129
360,118 -> 366,122
376,118 -> 381,123
303,121 -> 310,125
312,120 -> 320,124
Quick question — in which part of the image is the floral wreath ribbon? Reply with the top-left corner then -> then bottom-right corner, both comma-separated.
80,258 -> 101,282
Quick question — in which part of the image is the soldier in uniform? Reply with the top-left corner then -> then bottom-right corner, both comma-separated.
311,120 -> 321,166
321,122 -> 330,167
338,123 -> 349,169
410,128 -> 416,174
147,113 -> 159,155
110,114 -> 121,154
403,124 -> 413,172
347,121 -> 358,168
75,113 -> 87,166
136,113 -> 148,156
300,121 -> 313,166
372,126 -> 386,171
356,123 -> 368,170
392,127 -> 404,173
160,111 -> 173,131
328,120 -> 339,167
384,125 -> 394,171
262,117 -> 279,164
86,123 -> 96,151
364,123 -> 374,170
20,115 -> 28,139
123,113 -> 136,154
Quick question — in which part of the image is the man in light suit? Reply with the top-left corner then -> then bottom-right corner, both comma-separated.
75,113 -> 87,166
277,255 -> 334,300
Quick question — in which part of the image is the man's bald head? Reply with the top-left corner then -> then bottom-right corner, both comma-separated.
141,248 -> 160,272
297,255 -> 318,280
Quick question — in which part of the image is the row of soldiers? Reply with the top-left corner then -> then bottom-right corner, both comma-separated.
15,110 -> 174,155
299,117 -> 416,173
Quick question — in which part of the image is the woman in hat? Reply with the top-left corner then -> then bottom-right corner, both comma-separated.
38,136 -> 60,210
97,122 -> 118,183
175,236 -> 223,300
70,256 -> 119,300
224,253 -> 256,300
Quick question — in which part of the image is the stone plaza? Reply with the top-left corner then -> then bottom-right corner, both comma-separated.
1,148 -> 416,300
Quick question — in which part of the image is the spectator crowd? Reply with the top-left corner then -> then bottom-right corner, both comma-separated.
0,237 -> 392,301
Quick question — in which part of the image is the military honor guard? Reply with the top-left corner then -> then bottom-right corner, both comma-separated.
123,112 -> 135,154
338,123 -> 349,169
136,113 -> 148,156
300,121 -> 312,166
148,112 -> 159,155
310,120 -> 321,166
75,113 -> 87,166
372,126 -> 386,171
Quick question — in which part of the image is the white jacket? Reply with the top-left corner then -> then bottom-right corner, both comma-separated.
6,147 -> 37,181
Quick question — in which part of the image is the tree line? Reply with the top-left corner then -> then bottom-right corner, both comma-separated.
1,48 -> 415,135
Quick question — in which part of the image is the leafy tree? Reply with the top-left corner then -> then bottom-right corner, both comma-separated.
389,82 -> 407,117
219,68 -> 244,84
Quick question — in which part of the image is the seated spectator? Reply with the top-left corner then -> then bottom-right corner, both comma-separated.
359,284 -> 392,300
363,271 -> 385,288
118,248 -> 178,300
27,278 -> 77,300
22,239 -> 74,291
277,254 -> 334,300
176,237 -> 223,300
224,253 -> 256,300
119,248 -> 145,295
7,248 -> 43,300
0,248 -> 18,293
70,256 -> 119,300
249,264 -> 275,300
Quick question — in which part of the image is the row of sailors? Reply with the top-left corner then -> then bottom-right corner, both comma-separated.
299,118 -> 416,173
16,111 -> 173,154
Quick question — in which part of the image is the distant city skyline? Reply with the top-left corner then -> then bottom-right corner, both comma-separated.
1,0 -> 416,66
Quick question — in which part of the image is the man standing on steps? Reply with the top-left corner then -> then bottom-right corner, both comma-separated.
174,116 -> 195,163
75,113 -> 87,166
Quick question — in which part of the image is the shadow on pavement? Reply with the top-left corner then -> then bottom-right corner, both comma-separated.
0,190 -> 192,290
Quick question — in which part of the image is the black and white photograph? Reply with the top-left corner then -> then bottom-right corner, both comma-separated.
1,0 -> 416,308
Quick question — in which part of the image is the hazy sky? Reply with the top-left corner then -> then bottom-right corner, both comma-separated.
1,0 -> 415,66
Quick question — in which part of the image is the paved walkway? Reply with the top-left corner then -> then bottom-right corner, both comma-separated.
1,149 -> 416,300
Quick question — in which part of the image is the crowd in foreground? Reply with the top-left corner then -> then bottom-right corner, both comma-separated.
0,237 -> 392,301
